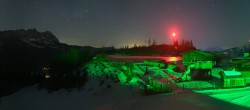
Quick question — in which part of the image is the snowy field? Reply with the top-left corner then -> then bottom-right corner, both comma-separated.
1,80 -> 250,110
1,60 -> 249,110
195,87 -> 250,108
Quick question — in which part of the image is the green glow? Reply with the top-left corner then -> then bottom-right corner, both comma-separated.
60,48 -> 80,63
58,48 -> 88,65
221,70 -> 246,87
182,50 -> 216,64
86,55 -> 146,88
223,71 -> 241,76
118,73 -> 127,84
146,77 -> 170,92
195,87 -> 250,108
143,60 -> 164,67
243,53 -> 249,57
180,61 -> 213,81
223,78 -> 246,87
180,50 -> 214,81
85,55 -> 170,93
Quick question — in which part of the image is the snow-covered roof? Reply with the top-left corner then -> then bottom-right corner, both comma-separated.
184,50 -> 217,57
224,71 -> 241,76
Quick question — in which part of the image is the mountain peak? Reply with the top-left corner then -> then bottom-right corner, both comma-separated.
0,29 -> 60,48
202,46 -> 224,52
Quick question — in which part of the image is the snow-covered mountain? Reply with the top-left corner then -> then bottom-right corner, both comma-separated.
0,29 -> 108,99
0,29 -> 60,48
0,29 -> 106,75
203,46 -> 224,52
222,42 -> 250,57
21,31 -> 59,48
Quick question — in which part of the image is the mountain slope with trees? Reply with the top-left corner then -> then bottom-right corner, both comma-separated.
0,29 -> 106,97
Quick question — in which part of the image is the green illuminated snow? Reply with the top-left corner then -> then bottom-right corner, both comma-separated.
85,55 -> 170,92
195,87 -> 250,108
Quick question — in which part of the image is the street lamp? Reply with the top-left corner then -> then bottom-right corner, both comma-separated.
172,32 -> 176,37
172,32 -> 177,45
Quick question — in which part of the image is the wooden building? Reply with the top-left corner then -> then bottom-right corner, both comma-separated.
182,50 -> 217,64
220,71 -> 246,87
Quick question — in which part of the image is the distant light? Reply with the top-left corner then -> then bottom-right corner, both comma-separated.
169,57 -> 177,61
163,56 -> 182,62
172,33 -> 176,37
45,74 -> 51,79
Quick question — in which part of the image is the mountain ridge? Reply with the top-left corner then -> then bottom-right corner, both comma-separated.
222,42 -> 250,57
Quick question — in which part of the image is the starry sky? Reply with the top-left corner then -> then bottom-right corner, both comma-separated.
1,0 -> 250,49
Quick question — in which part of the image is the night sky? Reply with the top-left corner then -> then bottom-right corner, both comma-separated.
1,0 -> 250,49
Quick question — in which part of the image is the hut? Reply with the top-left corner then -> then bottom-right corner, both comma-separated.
182,50 -> 217,64
220,71 -> 246,87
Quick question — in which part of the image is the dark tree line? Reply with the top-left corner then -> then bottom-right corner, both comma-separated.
116,38 -> 196,55
174,39 -> 196,53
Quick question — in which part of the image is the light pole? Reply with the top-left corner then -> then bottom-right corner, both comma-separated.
172,32 -> 176,45
172,32 -> 178,51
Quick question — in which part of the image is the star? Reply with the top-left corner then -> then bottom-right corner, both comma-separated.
85,10 -> 89,14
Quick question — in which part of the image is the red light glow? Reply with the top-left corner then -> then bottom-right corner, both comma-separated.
172,33 -> 176,37
163,56 -> 182,62
169,57 -> 177,61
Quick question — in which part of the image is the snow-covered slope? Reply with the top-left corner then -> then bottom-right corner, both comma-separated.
1,64 -> 249,110
0,83 -> 249,110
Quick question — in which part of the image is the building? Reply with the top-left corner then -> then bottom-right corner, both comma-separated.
243,52 -> 249,57
182,50 -> 217,64
220,71 -> 246,87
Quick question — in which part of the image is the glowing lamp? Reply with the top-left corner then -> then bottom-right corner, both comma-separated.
172,33 -> 176,37
45,74 -> 51,79
169,57 -> 177,61
164,56 -> 182,62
